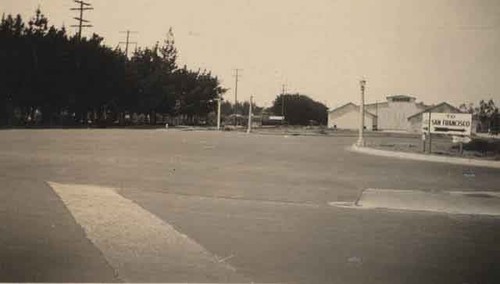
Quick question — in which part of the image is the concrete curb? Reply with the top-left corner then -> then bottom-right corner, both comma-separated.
330,188 -> 500,216
349,145 -> 500,169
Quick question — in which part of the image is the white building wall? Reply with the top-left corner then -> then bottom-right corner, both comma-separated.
327,112 -> 336,128
329,110 -> 374,130
368,102 -> 426,131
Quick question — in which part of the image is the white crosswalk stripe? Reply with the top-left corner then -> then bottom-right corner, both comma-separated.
48,181 -> 249,283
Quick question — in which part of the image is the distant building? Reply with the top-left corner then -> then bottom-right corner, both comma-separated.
328,95 -> 463,132
364,95 -> 428,131
328,95 -> 427,131
223,114 -> 247,126
327,103 -> 377,130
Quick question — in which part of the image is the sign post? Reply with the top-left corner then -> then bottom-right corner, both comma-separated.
421,133 -> 426,153
422,111 -> 433,153
452,135 -> 472,155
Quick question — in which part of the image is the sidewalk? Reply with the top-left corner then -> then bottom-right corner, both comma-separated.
350,144 -> 500,169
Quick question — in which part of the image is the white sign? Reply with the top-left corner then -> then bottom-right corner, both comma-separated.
269,116 -> 285,121
452,136 -> 472,144
422,113 -> 472,135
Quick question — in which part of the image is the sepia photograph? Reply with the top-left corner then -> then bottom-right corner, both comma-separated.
0,0 -> 499,283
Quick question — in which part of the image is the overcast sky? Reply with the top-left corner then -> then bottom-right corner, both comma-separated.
3,0 -> 499,109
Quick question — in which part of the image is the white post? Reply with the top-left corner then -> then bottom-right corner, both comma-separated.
428,111 -> 432,154
217,97 -> 221,130
357,78 -> 366,146
247,96 -> 253,134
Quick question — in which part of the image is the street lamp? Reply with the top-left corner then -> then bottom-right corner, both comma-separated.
208,97 -> 223,130
357,78 -> 366,146
216,96 -> 222,130
247,96 -> 253,134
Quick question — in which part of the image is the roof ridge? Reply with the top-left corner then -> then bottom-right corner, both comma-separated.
407,102 -> 460,120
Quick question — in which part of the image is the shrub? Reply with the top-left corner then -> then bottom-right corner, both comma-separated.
463,138 -> 500,154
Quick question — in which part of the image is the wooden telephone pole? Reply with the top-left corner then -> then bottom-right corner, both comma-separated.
119,30 -> 138,58
281,84 -> 286,119
70,0 -> 93,40
233,68 -> 242,126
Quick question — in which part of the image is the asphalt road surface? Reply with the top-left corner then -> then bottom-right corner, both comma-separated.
0,129 -> 499,283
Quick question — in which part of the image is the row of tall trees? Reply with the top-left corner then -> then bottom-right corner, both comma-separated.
0,9 -> 225,127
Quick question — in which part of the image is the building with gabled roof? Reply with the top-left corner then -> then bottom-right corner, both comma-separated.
327,103 -> 377,130
328,94 -> 430,131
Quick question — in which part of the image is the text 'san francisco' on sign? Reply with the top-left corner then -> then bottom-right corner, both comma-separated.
421,113 -> 472,136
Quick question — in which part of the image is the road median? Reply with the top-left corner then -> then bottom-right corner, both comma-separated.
350,144 -> 500,169
330,188 -> 500,216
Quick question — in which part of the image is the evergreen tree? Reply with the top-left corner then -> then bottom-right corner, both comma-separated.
271,94 -> 328,125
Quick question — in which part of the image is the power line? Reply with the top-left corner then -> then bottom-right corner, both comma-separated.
281,84 -> 287,118
119,30 -> 138,58
70,0 -> 93,40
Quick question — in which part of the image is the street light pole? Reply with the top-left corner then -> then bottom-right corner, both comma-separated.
247,95 -> 253,134
217,97 -> 222,130
357,78 -> 366,147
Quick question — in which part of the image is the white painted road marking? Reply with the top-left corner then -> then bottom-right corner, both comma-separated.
47,182 -> 248,283
330,188 -> 500,216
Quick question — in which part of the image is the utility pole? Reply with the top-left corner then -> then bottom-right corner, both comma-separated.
281,84 -> 286,119
357,78 -> 366,147
119,30 -> 138,58
247,96 -> 253,133
70,0 -> 93,40
233,68 -> 242,126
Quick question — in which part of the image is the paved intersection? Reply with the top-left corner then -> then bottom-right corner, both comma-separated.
0,129 -> 499,283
